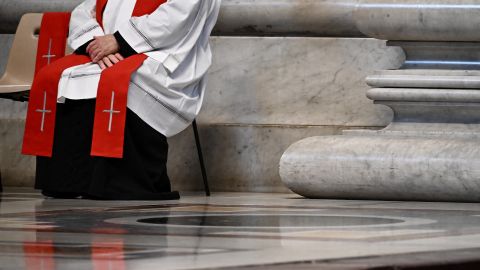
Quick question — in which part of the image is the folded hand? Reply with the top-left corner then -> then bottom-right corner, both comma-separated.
97,53 -> 125,70
87,34 -> 119,63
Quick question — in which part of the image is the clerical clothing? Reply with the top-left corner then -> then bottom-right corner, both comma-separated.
31,0 -> 221,200
62,0 -> 220,137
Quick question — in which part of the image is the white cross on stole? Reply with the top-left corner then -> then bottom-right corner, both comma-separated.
103,91 -> 121,132
42,38 -> 57,65
35,91 -> 52,132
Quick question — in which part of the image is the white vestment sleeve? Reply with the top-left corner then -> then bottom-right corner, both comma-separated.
68,0 -> 105,51
117,0 -> 203,54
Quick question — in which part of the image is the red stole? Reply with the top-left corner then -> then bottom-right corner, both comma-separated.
23,13 -> 91,157
23,0 -> 166,158
91,54 -> 148,157
34,13 -> 71,76
23,241 -> 56,270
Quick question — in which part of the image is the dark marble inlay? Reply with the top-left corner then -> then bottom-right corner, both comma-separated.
138,214 -> 404,228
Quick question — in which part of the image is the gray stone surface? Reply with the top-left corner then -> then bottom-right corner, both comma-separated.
354,0 -> 480,41
280,66 -> 480,202
367,88 -> 480,103
367,69 -> 480,89
202,37 -> 401,126
1,118 -> 374,192
0,0 -> 364,37
0,35 -> 399,190
0,0 -> 82,34
280,2 -> 480,201
169,124 -> 376,193
6,190 -> 480,269
391,41 -> 480,70
216,0 -> 363,37
280,135 -> 480,202
6,0 -> 480,40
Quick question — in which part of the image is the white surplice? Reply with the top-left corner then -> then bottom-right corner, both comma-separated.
59,0 -> 221,137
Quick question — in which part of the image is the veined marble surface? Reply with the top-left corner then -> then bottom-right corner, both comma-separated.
355,0 -> 480,41
280,135 -> 480,202
279,42 -> 480,202
1,35 -> 401,190
367,70 -> 480,89
169,124 -> 378,193
0,0 -> 363,36
367,88 -> 480,102
0,35 -> 403,126
202,36 -> 402,126
279,0 -> 480,202
280,67 -> 480,202
1,118 -> 375,192
1,189 -> 480,269
389,41 -> 480,70
216,0 -> 362,37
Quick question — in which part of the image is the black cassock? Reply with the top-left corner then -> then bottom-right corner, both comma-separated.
35,98 -> 179,200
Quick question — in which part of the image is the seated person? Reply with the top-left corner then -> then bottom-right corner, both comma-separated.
31,0 -> 221,200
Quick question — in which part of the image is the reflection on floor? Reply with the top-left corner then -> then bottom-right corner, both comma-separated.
1,188 -> 480,269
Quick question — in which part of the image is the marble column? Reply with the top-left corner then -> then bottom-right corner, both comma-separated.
280,0 -> 480,202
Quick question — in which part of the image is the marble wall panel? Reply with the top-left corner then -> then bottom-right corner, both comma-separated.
168,124 -> 378,193
168,125 -> 352,192
202,37 -> 402,126
0,35 -> 398,190
1,36 -> 402,124
0,118 -> 376,192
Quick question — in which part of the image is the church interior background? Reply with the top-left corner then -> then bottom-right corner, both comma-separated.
2,0 -> 480,269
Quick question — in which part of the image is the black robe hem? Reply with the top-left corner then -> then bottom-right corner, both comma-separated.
35,99 -> 176,201
41,189 -> 180,201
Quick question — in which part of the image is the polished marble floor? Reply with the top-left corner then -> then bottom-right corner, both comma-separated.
1,188 -> 480,269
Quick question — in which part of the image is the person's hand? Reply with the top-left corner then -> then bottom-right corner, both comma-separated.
87,34 -> 119,63
97,53 -> 125,70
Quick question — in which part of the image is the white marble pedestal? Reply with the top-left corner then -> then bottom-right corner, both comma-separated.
280,1 -> 480,202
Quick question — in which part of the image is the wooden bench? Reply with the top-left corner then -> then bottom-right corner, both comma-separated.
0,13 -> 210,196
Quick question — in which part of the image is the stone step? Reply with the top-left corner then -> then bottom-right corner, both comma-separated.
1,117 -> 380,192
280,134 -> 480,202
367,70 -> 480,89
367,88 -> 480,103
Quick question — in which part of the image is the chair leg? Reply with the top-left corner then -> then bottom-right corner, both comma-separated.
192,119 -> 210,196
